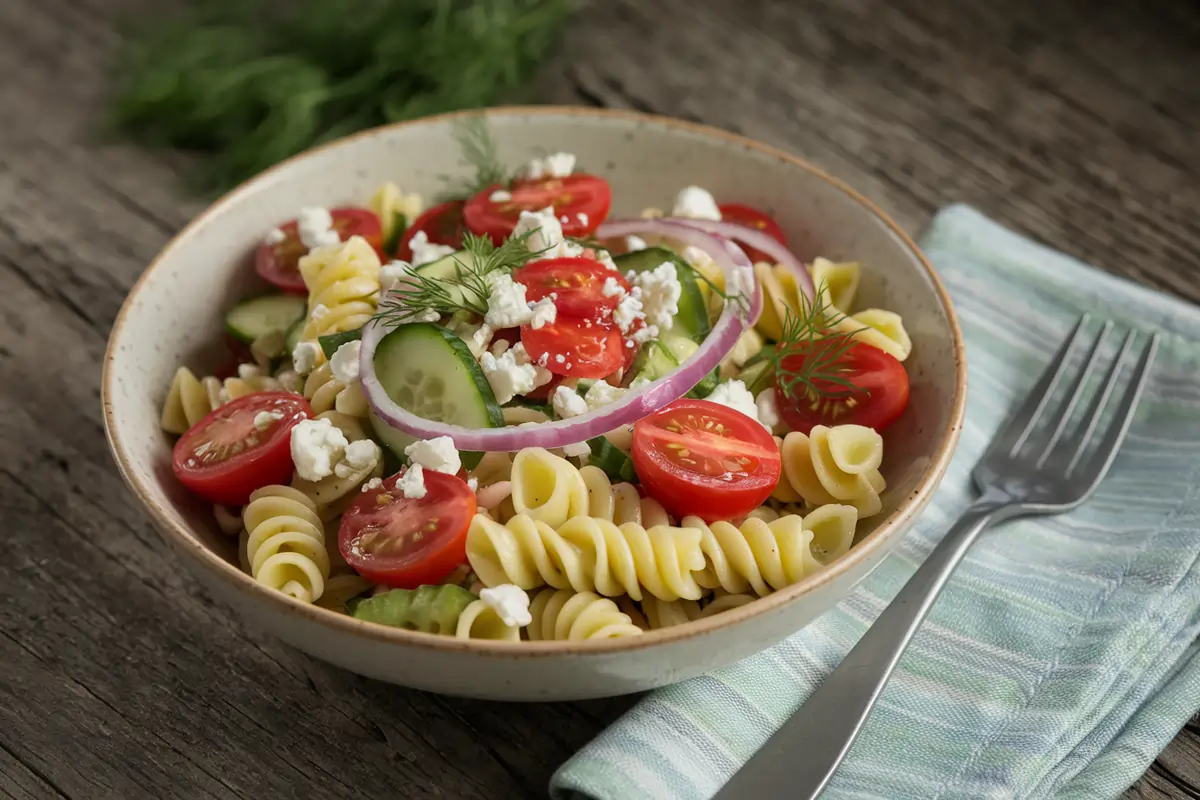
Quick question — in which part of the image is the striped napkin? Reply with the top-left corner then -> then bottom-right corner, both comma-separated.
551,205 -> 1200,800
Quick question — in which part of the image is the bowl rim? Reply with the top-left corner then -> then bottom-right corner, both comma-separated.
102,105 -> 967,657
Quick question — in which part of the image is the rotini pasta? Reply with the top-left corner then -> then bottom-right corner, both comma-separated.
466,513 -> 705,601
303,361 -> 369,417
526,590 -> 644,640
242,485 -> 330,603
641,591 -> 757,629
291,411 -> 382,520
809,257 -> 861,314
454,599 -> 522,641
752,261 -> 806,341
509,448 -> 590,527
161,365 -> 286,434
832,308 -> 912,362
773,425 -> 886,517
368,181 -> 423,245
719,327 -> 766,381
298,236 -> 382,342
579,465 -> 671,528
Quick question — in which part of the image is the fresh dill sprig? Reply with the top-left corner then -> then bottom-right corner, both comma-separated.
674,259 -> 751,316
769,283 -> 869,403
374,230 -> 544,326
438,116 -> 518,201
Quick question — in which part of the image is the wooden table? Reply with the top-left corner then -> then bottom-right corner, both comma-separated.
2,0 -> 1197,797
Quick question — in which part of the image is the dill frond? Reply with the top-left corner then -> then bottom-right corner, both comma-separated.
770,283 -> 870,403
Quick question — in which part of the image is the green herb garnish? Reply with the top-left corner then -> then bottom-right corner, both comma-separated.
109,0 -> 570,192
769,283 -> 869,403
439,115 -> 519,201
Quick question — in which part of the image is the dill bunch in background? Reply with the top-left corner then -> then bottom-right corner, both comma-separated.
111,0 -> 570,192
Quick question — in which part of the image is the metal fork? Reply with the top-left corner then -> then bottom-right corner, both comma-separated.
713,315 -> 1159,800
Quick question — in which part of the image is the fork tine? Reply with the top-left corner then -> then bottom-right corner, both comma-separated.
1035,320 -> 1113,467
980,314 -> 1091,463
1069,332 -> 1159,483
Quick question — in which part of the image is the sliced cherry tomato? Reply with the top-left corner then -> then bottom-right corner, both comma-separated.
463,175 -> 612,244
776,339 -> 910,434
338,470 -> 476,589
512,257 -> 630,320
397,200 -> 467,263
520,316 -> 623,379
718,203 -> 787,263
632,399 -> 781,522
255,208 -> 383,294
172,392 -> 313,506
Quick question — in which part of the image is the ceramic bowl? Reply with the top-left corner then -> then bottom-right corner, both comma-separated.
102,107 -> 966,701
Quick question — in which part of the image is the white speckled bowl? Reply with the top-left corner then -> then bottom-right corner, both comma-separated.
102,107 -> 966,701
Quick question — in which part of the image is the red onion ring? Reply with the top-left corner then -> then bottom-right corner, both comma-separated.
663,217 -> 814,302
360,222 -> 760,451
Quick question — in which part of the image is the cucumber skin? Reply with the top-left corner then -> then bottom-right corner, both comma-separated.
284,318 -> 306,355
613,247 -> 711,343
348,585 -> 477,634
225,293 -> 307,344
318,327 -> 363,359
587,437 -> 639,484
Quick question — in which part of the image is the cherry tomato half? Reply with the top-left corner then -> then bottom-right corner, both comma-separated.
512,257 -> 630,321
396,200 -> 467,263
338,470 -> 476,589
717,203 -> 787,263
776,339 -> 910,434
254,208 -> 383,294
520,316 -> 624,379
172,392 -> 313,506
632,399 -> 781,522
463,175 -> 612,244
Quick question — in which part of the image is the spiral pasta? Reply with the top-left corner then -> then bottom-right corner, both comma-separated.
773,425 -> 886,517
829,308 -> 912,362
303,361 -> 369,417
454,599 -> 521,641
242,486 -> 330,603
368,181 -> 423,246
752,262 -> 807,341
161,365 -> 285,434
579,465 -> 671,528
466,513 -> 705,602
527,590 -> 644,640
291,411 -> 382,521
641,591 -> 757,629
509,448 -> 672,528
809,258 -> 861,314
298,236 -> 382,342
681,505 -> 856,596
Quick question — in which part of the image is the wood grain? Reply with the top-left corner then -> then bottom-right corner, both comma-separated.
1,0 -> 1196,798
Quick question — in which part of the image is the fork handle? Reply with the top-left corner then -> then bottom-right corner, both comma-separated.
712,496 -> 1017,800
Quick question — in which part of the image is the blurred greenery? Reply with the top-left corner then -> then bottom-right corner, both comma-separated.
110,0 -> 570,193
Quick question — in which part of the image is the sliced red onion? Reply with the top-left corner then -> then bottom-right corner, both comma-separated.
664,217 -> 814,302
360,221 -> 761,451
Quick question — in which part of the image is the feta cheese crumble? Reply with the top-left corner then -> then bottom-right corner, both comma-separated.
512,207 -> 583,260
489,189 -> 513,203
528,297 -> 558,330
632,262 -> 682,330
626,235 -> 648,252
329,340 -> 361,384
756,389 -> 782,432
728,265 -> 756,301
484,273 -> 533,328
252,410 -> 284,431
291,340 -> 321,375
297,207 -> 340,249
290,417 -> 348,482
562,440 -> 591,458
467,477 -> 479,493
404,436 -> 461,475
408,230 -> 455,267
263,227 -> 287,246
613,287 -> 645,334
671,186 -> 722,221
707,380 -> 764,428
361,477 -> 384,492
583,379 -> 626,411
480,341 -> 550,404
379,260 -> 415,293
479,584 -> 533,627
552,385 -> 589,419
577,212 -> 589,227
238,363 -> 265,380
601,276 -> 626,299
335,439 -> 381,478
310,304 -> 330,322
526,152 -> 576,180
398,463 -> 427,499
595,249 -> 619,271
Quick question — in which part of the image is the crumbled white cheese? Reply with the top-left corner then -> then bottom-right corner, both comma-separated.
707,380 -> 762,427
671,186 -> 722,221
632,262 -> 682,330
526,152 -> 576,180
482,273 -> 533,328
335,439 -> 381,478
583,379 -> 627,411
480,347 -> 540,404
601,276 -> 626,299
512,206 -> 583,260
512,342 -> 553,385
562,440 -> 591,458
398,463 -> 427,499
479,584 -> 533,627
290,417 -> 348,482
528,297 -> 558,330
405,436 -> 461,475
297,207 -> 340,249
310,304 -> 330,322
490,339 -> 511,357
408,230 -> 456,267
613,287 -> 645,334
595,249 -> 619,271
489,189 -> 513,203
329,340 -> 361,384
756,389 -> 782,432
253,410 -> 284,431
263,227 -> 287,246
237,363 -> 265,380
631,323 -> 659,344
379,260 -> 415,294
467,477 -> 479,493
728,265 -> 756,301
292,340 -> 321,375
552,385 -> 589,420
626,235 -> 648,252
559,215 -> 570,225
276,369 -> 302,393
361,476 -> 384,492
464,323 -> 494,359
577,212 -> 589,227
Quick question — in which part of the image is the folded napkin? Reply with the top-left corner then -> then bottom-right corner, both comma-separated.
551,205 -> 1200,800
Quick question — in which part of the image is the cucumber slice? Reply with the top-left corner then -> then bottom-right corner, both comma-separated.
614,247 -> 711,343
348,585 -> 477,634
367,322 -> 502,470
587,437 -> 638,484
225,294 -> 307,344
381,211 -> 408,257
318,328 -> 363,360
629,339 -> 679,384
413,250 -> 479,308
738,359 -> 775,396
283,317 -> 305,355
656,333 -> 718,398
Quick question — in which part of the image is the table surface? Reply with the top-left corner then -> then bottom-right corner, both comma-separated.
2,0 -> 1198,798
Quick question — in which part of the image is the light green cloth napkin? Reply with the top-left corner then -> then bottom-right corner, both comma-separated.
551,205 -> 1200,800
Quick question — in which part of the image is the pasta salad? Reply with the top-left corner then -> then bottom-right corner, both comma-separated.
162,123 -> 913,642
